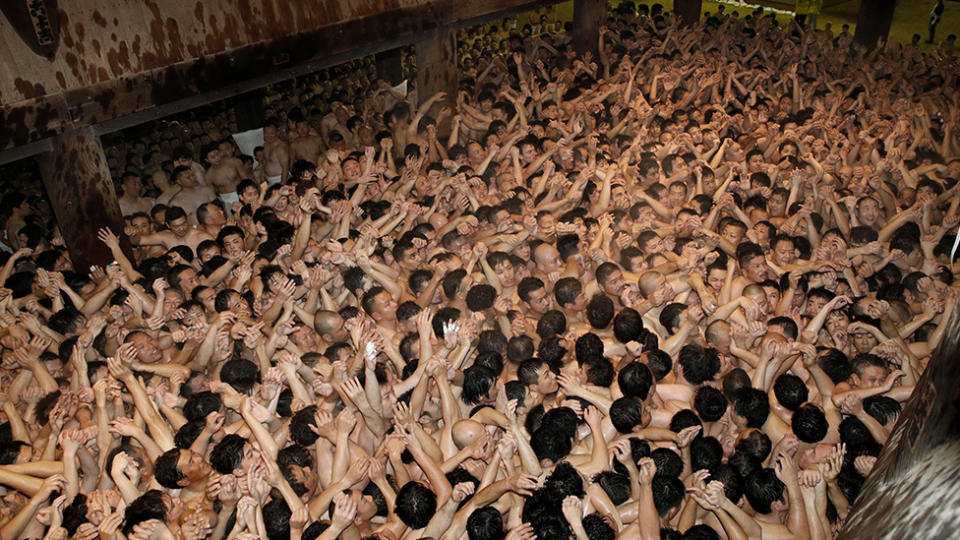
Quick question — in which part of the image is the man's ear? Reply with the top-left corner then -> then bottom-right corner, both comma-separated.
771,498 -> 788,512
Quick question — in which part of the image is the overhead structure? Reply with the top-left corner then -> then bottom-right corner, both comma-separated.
0,0 -> 563,163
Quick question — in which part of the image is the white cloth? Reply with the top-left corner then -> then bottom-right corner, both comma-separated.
231,128 -> 265,167
266,175 -> 283,186
218,191 -> 239,217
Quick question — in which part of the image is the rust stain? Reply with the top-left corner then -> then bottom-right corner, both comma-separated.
65,52 -> 81,79
222,13 -> 241,46
59,10 -> 74,48
92,39 -> 101,57
205,14 -> 224,52
111,33 -> 117,42
98,67 -> 109,81
107,48 -> 123,76
194,2 -> 204,23
165,18 -> 184,59
117,42 -> 130,70
92,10 -> 107,27
236,0 -> 260,41
113,17 -> 119,26
56,72 -> 66,88
13,79 -> 45,100
75,22 -> 85,43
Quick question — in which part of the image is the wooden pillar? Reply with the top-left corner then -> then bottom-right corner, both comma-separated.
376,48 -> 405,86
574,0 -> 605,57
36,127 -> 131,270
853,0 -> 896,49
415,27 -> 457,133
838,308 -> 960,538
674,0 -> 702,27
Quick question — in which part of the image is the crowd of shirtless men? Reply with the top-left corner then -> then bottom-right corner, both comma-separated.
0,3 -> 958,540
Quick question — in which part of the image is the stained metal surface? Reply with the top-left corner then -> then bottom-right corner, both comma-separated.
838,306 -> 960,539
0,0 -> 554,153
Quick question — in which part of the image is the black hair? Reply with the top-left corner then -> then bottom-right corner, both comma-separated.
263,497 -> 292,540
467,506 -> 504,540
618,361 -> 654,400
462,365 -> 497,404
290,405 -> 319,446
678,344 -> 721,385
210,434 -> 246,474
609,397 -> 646,433
396,481 -> 438,529
174,419 -> 207,449
613,308 -> 644,342
652,474 -> 685,516
694,386 -> 728,422
736,430 -> 772,463
733,388 -> 770,428
183,391 -> 222,420
691,436 -> 724,471
123,490 -> 167,535
744,468 -> 785,514
586,294 -> 615,329
466,284 -> 497,312
792,404 -> 829,443
593,470 -> 631,505
154,448 -> 185,488
773,374 -> 809,412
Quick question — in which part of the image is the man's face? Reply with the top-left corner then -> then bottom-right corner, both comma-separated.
602,270 -> 627,297
206,149 -> 221,165
177,269 -> 199,295
373,291 -> 397,321
805,295 -> 828,317
167,217 -> 190,238
343,159 -> 361,180
123,176 -> 142,196
744,256 -> 768,282
132,216 -> 153,237
707,268 -> 726,293
520,144 -> 537,164
524,286 -> 552,315
857,198 -> 880,227
534,366 -> 559,394
773,240 -> 796,266
721,225 -> 745,247
129,333 -> 162,364
853,365 -> 888,388
177,169 -> 198,188
222,234 -> 244,258
227,293 -> 251,318
762,286 -> 781,312
851,331 -> 878,353
177,449 -> 211,486
494,260 -> 517,287
204,204 -> 226,226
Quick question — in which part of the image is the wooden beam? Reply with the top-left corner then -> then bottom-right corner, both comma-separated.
416,27 -> 458,133
0,0 -> 562,159
36,127 -> 130,270
573,0 -> 605,57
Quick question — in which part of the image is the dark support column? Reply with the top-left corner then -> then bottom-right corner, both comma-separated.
233,90 -> 265,132
376,48 -> 405,86
36,127 -> 131,270
415,28 -> 457,132
853,0 -> 896,49
574,0 -> 605,57
838,309 -> 960,538
674,0 -> 702,27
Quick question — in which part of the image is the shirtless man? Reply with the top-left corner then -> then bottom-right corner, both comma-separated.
262,120 -> 291,185
127,205 -> 214,254
168,166 -> 217,223
172,145 -> 207,186
117,173 -> 155,216
289,109 -> 323,163
202,144 -> 246,216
